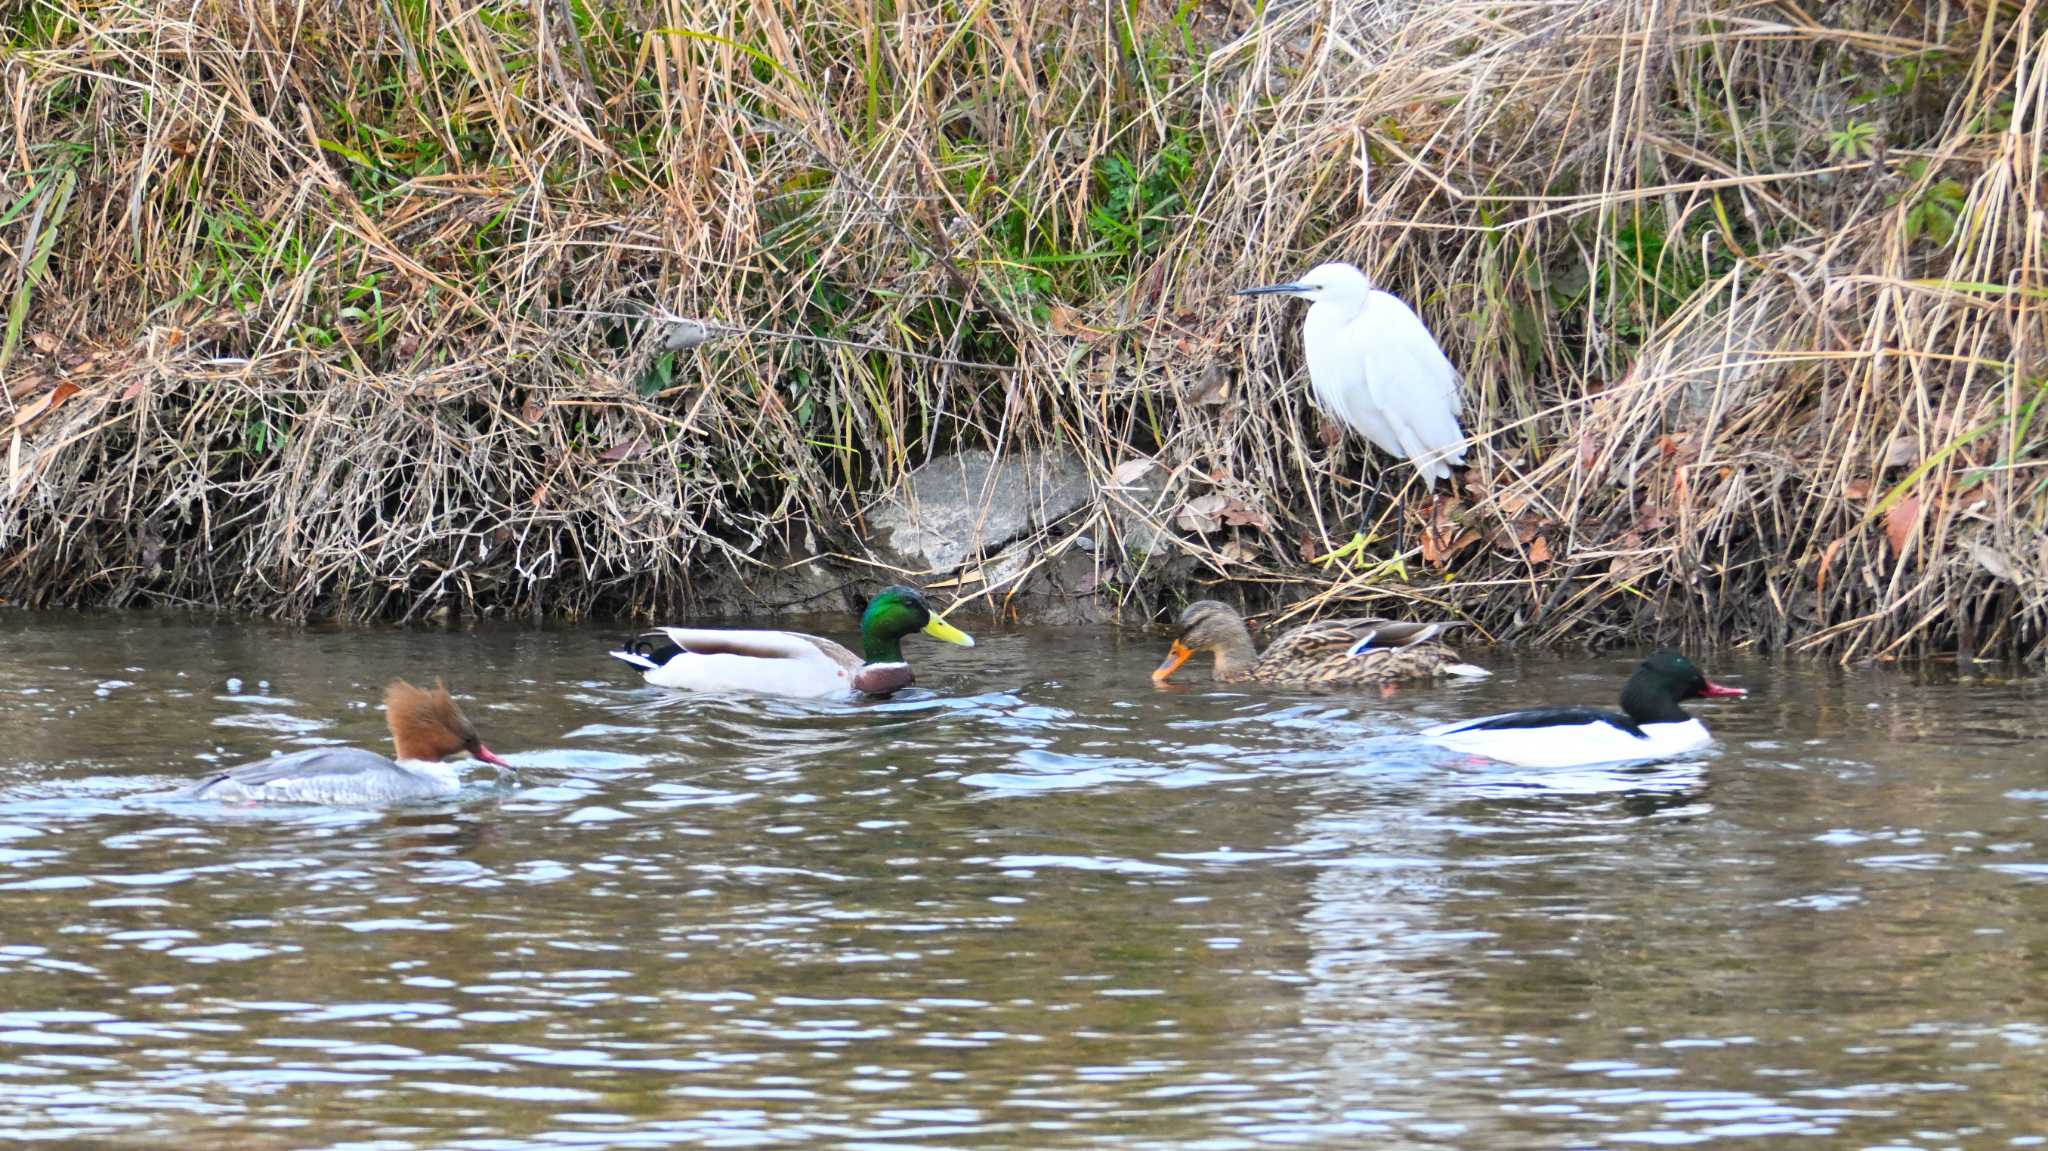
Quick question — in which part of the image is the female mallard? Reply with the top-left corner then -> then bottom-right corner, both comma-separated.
1151,600 -> 1487,688
609,585 -> 975,699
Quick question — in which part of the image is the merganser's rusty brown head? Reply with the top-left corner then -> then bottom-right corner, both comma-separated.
384,679 -> 512,769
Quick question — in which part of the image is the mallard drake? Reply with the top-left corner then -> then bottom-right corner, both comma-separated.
1425,650 -> 1745,768
609,585 -> 974,699
1151,599 -> 1487,688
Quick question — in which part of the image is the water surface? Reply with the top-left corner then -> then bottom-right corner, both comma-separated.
0,610 -> 2044,1148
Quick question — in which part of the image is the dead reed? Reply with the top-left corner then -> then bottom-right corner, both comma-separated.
0,0 -> 2040,660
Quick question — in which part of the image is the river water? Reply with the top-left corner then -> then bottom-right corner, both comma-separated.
0,609 -> 2043,1148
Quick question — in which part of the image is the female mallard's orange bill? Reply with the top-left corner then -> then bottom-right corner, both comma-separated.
1151,640 -> 1194,684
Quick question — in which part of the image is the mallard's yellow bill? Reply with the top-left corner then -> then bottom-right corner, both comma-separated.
924,617 -> 975,647
1151,640 -> 1194,684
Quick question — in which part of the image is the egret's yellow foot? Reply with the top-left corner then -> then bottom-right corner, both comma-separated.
1315,532 -> 1373,569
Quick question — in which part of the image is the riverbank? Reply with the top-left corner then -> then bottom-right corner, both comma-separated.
2,0 -> 2041,658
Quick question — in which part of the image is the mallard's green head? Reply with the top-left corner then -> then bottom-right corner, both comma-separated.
858,585 -> 975,664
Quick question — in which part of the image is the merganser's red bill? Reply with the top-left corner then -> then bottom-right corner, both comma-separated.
474,744 -> 513,768
1699,679 -> 1746,698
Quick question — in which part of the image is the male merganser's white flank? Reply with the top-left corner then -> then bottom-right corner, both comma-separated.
183,680 -> 514,805
1424,651 -> 1746,769
610,585 -> 973,700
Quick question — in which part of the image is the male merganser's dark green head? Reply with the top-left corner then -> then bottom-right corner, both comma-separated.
1620,650 -> 1747,724
858,585 -> 975,665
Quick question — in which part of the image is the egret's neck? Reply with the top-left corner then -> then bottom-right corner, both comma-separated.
1303,293 -> 1368,334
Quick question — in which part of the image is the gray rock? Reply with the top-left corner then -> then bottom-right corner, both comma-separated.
1104,468 -> 1179,559
870,449 -> 1094,572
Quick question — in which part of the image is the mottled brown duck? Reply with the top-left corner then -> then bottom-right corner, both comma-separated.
1150,600 -> 1488,688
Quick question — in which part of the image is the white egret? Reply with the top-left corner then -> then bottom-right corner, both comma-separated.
1238,261 -> 1467,564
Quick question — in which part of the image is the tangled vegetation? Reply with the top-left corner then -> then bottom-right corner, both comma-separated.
0,0 -> 2041,660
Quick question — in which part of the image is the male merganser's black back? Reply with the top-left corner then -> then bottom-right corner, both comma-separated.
1439,705 -> 1645,738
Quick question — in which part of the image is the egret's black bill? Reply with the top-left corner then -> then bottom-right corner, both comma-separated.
1235,282 -> 1311,296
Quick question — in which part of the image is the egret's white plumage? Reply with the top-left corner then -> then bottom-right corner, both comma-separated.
1240,262 -> 1467,485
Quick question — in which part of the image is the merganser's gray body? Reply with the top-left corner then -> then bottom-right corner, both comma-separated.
183,747 -> 471,806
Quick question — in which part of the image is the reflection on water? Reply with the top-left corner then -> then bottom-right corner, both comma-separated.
0,610 -> 2045,1147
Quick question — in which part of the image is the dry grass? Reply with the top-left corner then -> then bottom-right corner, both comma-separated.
0,0 -> 2041,659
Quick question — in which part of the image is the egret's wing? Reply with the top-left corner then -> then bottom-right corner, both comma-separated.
1303,320 -> 1406,461
1362,291 -> 1467,480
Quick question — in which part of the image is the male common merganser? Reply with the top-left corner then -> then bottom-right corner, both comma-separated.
1423,650 -> 1746,768
183,680 -> 514,804
1151,600 -> 1488,687
610,584 -> 974,699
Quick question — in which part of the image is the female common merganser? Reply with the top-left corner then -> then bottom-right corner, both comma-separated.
610,585 -> 974,700
183,680 -> 514,805
1424,651 -> 1746,768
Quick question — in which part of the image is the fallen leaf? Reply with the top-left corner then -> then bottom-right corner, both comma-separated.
8,381 -> 82,432
1420,526 -> 1480,567
1968,540 -> 2016,583
531,481 -> 551,507
1577,425 -> 1600,469
600,435 -> 649,463
1218,495 -> 1268,529
1111,458 -> 1157,486
1843,478 -> 1872,500
29,331 -> 58,355
1882,436 -> 1917,470
1049,305 -> 1105,342
1816,535 -> 1846,601
1656,434 -> 1698,465
1883,495 -> 1922,556
1175,492 -> 1228,534
1186,362 -> 1230,406
7,370 -> 49,401
1220,539 -> 1258,563
661,318 -> 713,351
1527,536 -> 1552,563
